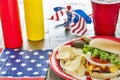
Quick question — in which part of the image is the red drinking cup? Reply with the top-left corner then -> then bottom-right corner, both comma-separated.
91,0 -> 120,36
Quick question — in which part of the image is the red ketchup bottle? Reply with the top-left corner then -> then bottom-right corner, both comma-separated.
0,0 -> 23,49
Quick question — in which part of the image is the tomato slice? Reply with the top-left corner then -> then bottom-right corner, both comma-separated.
92,57 -> 109,64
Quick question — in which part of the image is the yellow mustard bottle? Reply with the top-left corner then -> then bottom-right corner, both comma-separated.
24,0 -> 44,41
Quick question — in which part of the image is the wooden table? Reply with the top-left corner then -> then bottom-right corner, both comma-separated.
0,0 -> 120,80
45,19 -> 120,80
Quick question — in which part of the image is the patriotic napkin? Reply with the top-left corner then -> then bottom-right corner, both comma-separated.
0,48 -> 52,80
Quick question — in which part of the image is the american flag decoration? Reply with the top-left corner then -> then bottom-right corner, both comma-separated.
50,5 -> 92,36
0,48 -> 52,80
50,9 -> 66,21
70,13 -> 87,36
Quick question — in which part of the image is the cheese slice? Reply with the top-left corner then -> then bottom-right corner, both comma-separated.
109,66 -> 120,73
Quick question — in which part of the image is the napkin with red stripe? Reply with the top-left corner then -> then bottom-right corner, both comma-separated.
0,48 -> 52,80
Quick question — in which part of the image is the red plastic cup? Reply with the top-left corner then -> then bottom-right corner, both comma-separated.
91,0 -> 120,36
0,0 -> 23,49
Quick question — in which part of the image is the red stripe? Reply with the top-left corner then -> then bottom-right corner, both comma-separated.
71,23 -> 77,28
50,16 -> 54,20
82,29 -> 87,35
76,20 -> 85,33
0,78 -> 45,80
56,12 -> 59,21
60,10 -> 64,16
89,14 -> 93,18
0,48 -> 2,54
72,17 -> 82,33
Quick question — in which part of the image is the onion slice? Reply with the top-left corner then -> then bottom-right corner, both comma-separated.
85,52 -> 114,66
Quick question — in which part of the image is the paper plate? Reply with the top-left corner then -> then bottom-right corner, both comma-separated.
49,36 -> 120,80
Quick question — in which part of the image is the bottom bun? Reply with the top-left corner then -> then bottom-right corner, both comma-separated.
91,70 -> 120,79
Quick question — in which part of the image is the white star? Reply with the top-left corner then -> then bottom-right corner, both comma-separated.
43,68 -> 48,71
21,63 -> 27,67
30,59 -> 36,63
1,71 -> 7,75
39,56 -> 44,59
10,55 -> 15,58
17,72 -> 23,75
0,59 -> 6,62
33,52 -> 39,55
24,55 -> 30,59
33,72 -> 39,75
45,60 -> 49,63
11,67 -> 17,71
36,64 -> 42,67
15,59 -> 21,63
5,51 -> 10,54
14,49 -> 19,51
26,67 -> 33,71
19,52 -> 24,55
6,63 -> 11,66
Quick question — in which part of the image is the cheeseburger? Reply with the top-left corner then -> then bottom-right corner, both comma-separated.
82,38 -> 120,79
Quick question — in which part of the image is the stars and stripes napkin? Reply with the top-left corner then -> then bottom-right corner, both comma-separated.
0,48 -> 52,80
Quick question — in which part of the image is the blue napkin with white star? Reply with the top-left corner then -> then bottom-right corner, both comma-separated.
0,48 -> 52,79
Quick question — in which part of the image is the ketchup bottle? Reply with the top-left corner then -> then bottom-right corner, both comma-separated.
0,0 -> 23,48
